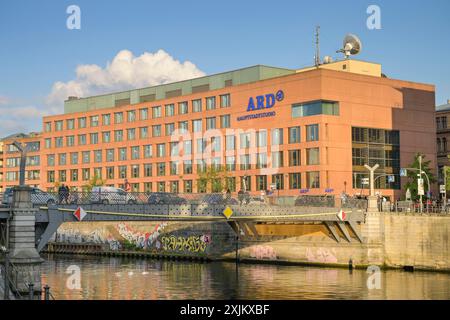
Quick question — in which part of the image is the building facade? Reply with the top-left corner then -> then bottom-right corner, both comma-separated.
436,100 -> 450,185
0,60 -> 437,199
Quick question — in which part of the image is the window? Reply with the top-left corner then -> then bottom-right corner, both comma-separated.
140,108 -> 148,120
256,175 -> 267,191
144,145 -> 152,158
106,149 -> 114,162
70,152 -> 78,165
152,125 -> 161,137
226,156 -> 236,171
71,169 -> 78,182
197,138 -> 207,154
78,117 -> 87,128
165,104 -> 175,117
131,165 -> 139,178
58,153 -> 67,166
102,131 -> 111,143
289,150 -> 301,166
106,167 -> 114,179
192,99 -> 202,112
170,142 -> 179,156
178,101 -> 188,114
306,171 -> 320,188
66,136 -> 75,147
140,127 -> 148,139
90,115 -> 99,127
271,128 -> 283,145
272,151 -> 283,168
152,106 -> 162,118
226,135 -> 235,151
119,147 -> 127,161
221,115 -> 231,128
192,119 -> 202,132
184,160 -> 192,174
306,148 -> 320,165
102,114 -> 111,125
165,123 -> 175,136
257,130 -> 267,147
130,146 -> 139,160
179,121 -> 188,132
292,100 -> 339,118
119,166 -> 127,179
144,164 -> 153,177
55,137 -> 63,148
220,94 -> 230,108
256,153 -> 267,169
114,112 -> 123,124
197,159 -> 207,173
240,176 -> 251,192
184,180 -> 193,193
93,150 -> 102,163
55,120 -> 63,131
45,138 -> 51,149
240,133 -> 251,149
94,167 -> 102,179
47,155 -> 55,166
272,174 -> 284,190
157,143 -> 165,157
183,140 -> 192,155
47,171 -> 55,183
157,162 -> 166,176
289,173 -> 301,189
77,134 -> 86,145
170,161 -> 179,175
127,110 -> 136,122
206,96 -> 216,110
157,182 -> 166,192
67,119 -> 75,130
82,151 -> 90,164
90,133 -> 99,144
127,128 -> 136,140
58,170 -> 67,182
114,130 -> 123,142
289,126 -> 301,143
45,122 -> 51,132
240,154 -> 251,170
206,117 -> 216,130
306,124 -> 319,141
211,136 -> 221,152
170,181 -> 179,193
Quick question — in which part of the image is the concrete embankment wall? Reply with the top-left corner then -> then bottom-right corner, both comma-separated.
45,213 -> 450,271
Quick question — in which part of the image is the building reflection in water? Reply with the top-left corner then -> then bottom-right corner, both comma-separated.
40,254 -> 450,300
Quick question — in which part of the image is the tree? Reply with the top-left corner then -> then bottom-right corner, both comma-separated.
403,153 -> 435,200
82,175 -> 107,192
197,165 -> 232,193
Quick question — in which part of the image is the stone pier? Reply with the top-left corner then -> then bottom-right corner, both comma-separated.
7,186 -> 43,296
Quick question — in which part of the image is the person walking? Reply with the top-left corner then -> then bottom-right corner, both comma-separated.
238,189 -> 244,206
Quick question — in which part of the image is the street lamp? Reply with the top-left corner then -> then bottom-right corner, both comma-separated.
12,141 -> 27,186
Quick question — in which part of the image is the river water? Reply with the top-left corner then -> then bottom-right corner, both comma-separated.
40,254 -> 450,300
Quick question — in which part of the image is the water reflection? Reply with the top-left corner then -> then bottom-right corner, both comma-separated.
40,254 -> 450,300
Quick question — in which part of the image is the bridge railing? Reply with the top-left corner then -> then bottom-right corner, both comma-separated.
2,190 -> 366,209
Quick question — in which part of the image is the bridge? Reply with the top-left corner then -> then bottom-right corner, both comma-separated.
0,187 -> 366,299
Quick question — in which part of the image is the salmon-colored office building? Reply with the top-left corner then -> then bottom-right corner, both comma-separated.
1,60 -> 437,199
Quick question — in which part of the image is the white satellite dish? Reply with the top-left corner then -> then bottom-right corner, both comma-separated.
337,34 -> 362,59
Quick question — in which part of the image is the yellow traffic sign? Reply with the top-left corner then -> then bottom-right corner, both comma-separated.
223,206 -> 233,219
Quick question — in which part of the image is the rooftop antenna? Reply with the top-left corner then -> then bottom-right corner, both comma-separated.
314,26 -> 321,67
336,33 -> 362,59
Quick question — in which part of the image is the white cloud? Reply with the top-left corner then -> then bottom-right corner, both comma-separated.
0,49 -> 205,138
46,49 -> 205,112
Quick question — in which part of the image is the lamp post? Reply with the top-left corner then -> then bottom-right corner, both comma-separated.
12,141 -> 27,186
364,163 -> 380,212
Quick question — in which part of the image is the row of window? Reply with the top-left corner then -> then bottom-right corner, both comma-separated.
44,124 -> 319,149
45,95 -> 231,132
42,171 -> 320,192
45,147 -> 319,167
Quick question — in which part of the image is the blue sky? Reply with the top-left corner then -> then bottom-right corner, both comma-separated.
0,0 -> 449,136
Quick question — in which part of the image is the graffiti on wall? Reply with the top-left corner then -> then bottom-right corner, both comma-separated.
116,222 -> 167,249
305,247 -> 338,263
160,234 -> 211,253
249,245 -> 277,260
55,228 -> 121,251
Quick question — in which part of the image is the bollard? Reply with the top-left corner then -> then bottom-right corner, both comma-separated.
44,285 -> 50,301
28,283 -> 34,300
